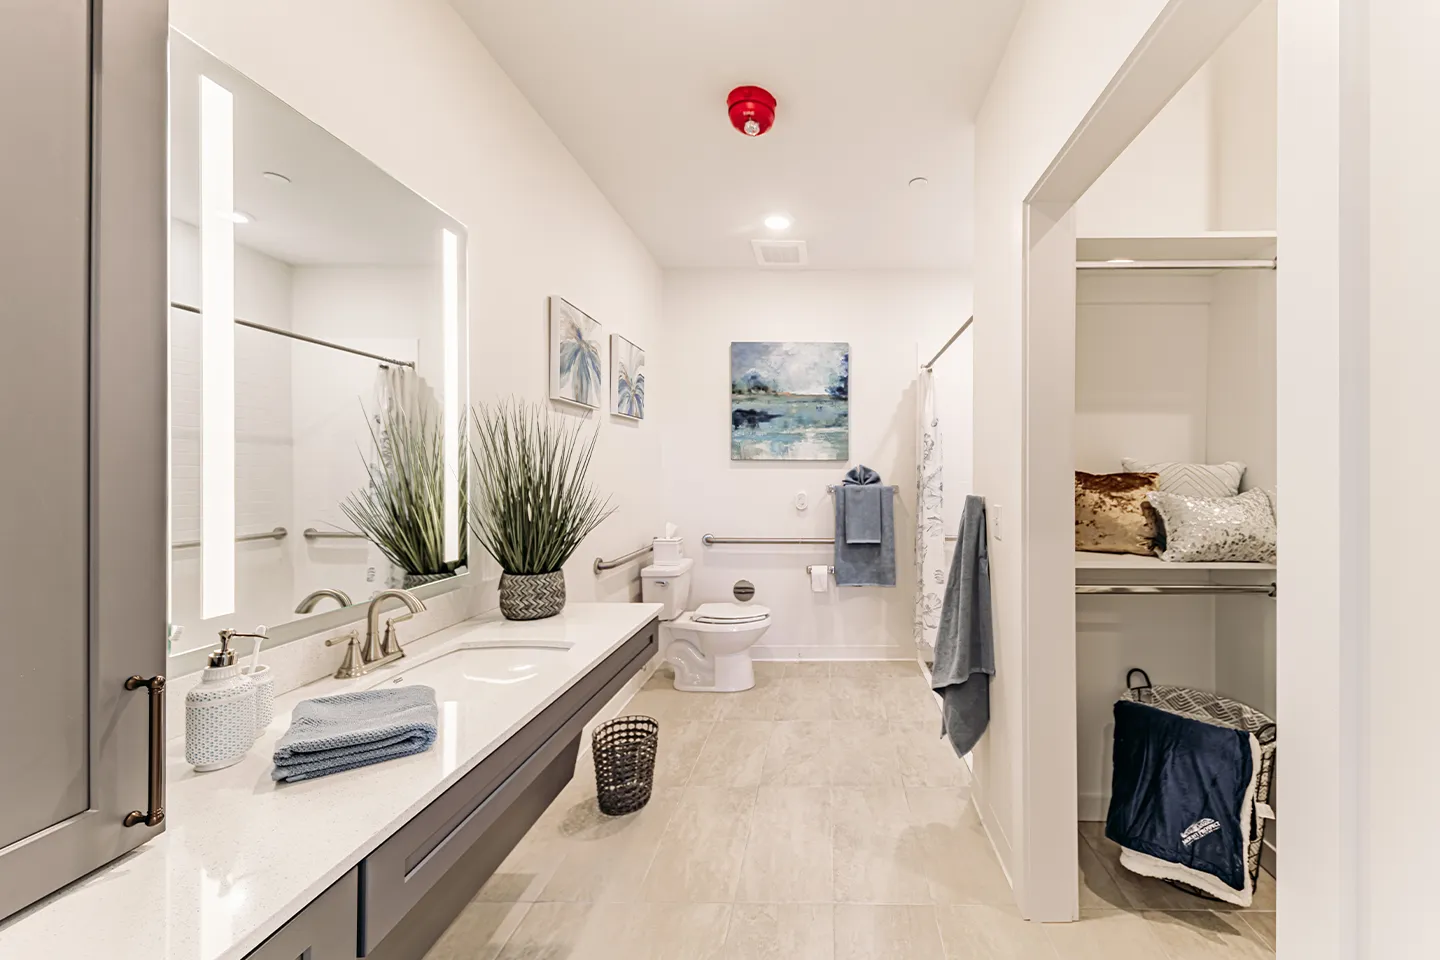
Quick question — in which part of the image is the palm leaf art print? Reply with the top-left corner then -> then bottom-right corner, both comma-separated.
549,296 -> 602,408
610,333 -> 646,419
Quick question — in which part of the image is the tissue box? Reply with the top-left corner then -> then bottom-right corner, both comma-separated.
653,537 -> 683,565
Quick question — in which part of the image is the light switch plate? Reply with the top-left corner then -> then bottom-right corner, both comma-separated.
993,504 -> 1003,540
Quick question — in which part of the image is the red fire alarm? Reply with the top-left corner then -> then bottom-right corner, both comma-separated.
728,86 -> 777,137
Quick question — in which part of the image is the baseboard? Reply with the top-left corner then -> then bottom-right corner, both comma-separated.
752,644 -> 913,662
973,778 -> 1016,895
1260,836 -> 1277,878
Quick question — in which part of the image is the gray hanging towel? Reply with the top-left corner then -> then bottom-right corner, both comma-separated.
843,463 -> 883,543
931,495 -> 995,757
833,465 -> 896,586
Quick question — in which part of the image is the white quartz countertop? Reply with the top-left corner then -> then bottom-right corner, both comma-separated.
0,602 -> 661,960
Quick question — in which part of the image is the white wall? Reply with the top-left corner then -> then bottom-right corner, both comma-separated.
971,0 -> 1174,913
1211,1 -> 1277,231
169,220 -> 298,646
169,0 -> 665,646
659,270 -> 971,660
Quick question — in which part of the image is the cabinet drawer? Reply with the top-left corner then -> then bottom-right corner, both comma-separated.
246,868 -> 358,960
360,619 -> 657,955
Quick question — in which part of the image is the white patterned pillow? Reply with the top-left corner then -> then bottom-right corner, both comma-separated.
1147,489 -> 1277,564
1123,458 -> 1245,498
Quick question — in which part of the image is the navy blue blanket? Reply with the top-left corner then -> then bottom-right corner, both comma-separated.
1105,699 -> 1252,892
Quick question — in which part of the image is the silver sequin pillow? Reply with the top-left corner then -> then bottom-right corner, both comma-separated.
1146,489 -> 1277,563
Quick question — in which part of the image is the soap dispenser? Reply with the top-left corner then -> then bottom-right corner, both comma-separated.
185,629 -> 261,772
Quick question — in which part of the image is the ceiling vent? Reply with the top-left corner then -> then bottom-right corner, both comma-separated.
751,239 -> 808,268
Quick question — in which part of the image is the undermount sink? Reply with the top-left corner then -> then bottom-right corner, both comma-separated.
368,641 -> 572,699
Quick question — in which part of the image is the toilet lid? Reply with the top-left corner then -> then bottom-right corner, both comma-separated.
692,602 -> 770,624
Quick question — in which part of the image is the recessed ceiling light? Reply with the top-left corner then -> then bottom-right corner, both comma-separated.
225,210 -> 253,224
262,171 -> 291,184
764,214 -> 792,231
908,177 -> 929,188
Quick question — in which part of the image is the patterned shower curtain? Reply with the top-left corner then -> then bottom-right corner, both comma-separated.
914,367 -> 946,656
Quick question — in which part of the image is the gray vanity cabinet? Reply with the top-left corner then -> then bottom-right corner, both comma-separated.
244,869 -> 359,960
0,0 -> 168,922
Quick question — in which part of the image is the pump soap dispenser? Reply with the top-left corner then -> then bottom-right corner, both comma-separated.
185,629 -> 262,771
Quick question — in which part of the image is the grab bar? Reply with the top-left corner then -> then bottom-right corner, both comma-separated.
171,526 -> 287,549
304,527 -> 367,541
1077,583 -> 1276,597
593,544 -> 654,575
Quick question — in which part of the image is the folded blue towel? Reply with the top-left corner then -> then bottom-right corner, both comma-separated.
272,686 -> 438,783
834,465 -> 896,587
843,464 -> 884,544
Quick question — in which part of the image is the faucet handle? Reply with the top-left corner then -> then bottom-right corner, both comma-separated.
380,617 -> 410,659
325,630 -> 364,680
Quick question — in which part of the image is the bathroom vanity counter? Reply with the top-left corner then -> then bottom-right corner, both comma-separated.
0,602 -> 661,960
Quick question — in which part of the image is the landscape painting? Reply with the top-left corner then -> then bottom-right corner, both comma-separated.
549,296 -> 603,409
730,341 -> 849,460
611,334 -> 645,419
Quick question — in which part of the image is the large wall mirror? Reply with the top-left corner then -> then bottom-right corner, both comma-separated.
168,31 -> 469,666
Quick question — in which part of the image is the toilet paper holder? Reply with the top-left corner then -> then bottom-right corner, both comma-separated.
807,564 -> 835,575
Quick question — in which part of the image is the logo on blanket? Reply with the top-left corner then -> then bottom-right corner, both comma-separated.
1180,818 -> 1221,847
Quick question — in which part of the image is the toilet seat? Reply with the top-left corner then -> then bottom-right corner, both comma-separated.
691,602 -> 770,625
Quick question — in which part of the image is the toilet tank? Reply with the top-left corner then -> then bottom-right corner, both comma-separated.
640,558 -> 693,621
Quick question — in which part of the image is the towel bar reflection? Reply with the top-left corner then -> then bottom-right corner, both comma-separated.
593,544 -> 654,575
171,526 -> 287,550
703,535 -> 835,546
303,527 -> 367,541
1077,583 -> 1276,597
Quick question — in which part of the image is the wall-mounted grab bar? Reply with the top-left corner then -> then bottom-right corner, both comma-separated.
171,526 -> 287,550
303,527 -> 367,541
1077,583 -> 1276,597
704,535 -> 834,546
593,544 -> 654,575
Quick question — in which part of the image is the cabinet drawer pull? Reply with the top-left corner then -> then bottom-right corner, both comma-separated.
123,675 -> 166,828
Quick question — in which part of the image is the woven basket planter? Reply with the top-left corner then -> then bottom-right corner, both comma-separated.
402,571 -> 455,590
499,570 -> 566,620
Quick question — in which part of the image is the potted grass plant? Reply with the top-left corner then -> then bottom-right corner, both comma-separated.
341,402 -> 467,589
469,399 -> 614,620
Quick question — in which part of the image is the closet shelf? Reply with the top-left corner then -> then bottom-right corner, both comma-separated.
1075,551 -> 1276,572
1076,231 -> 1277,268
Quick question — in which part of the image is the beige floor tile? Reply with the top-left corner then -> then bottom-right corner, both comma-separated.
752,661 -> 788,679
474,835 -> 567,903
1075,831 -> 1130,910
652,720 -> 713,787
624,686 -> 726,721
879,676 -> 942,721
737,787 -> 834,902
1144,910 -> 1274,959
833,660 -> 923,678
612,902 -> 733,960
1241,912 -> 1275,950
724,903 -> 834,960
642,787 -> 757,902
493,901 -> 607,959
833,905 -> 945,960
786,662 -> 832,678
934,905 -> 1059,959
643,665 -> 675,690
1042,909 -> 1169,960
829,676 -> 888,720
829,720 -> 905,786
716,676 -> 783,721
832,786 -> 932,904
905,788 -> 1013,906
690,721 -> 774,787
774,678 -> 834,720
424,901 -> 530,960
1080,828 -> 1216,911
891,720 -> 968,787
534,787 -> 683,902
762,721 -> 832,786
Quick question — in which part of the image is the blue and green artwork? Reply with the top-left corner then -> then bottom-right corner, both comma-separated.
730,341 -> 849,460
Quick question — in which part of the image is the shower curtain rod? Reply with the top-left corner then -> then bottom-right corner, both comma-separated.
170,301 -> 417,368
922,315 -> 974,371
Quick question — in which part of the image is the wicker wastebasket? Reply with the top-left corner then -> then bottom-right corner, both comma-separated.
591,715 -> 660,816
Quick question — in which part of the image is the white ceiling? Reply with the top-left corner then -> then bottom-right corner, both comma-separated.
449,0 -> 1022,270
170,32 -> 463,268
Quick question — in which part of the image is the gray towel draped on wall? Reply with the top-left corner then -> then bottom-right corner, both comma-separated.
930,495 -> 995,757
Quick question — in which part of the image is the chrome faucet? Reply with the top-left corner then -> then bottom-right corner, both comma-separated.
294,588 -> 354,614
324,588 -> 427,680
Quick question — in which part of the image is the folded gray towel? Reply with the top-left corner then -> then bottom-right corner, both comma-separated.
834,465 -> 896,587
272,686 -> 438,783
843,464 -> 883,544
931,495 -> 995,757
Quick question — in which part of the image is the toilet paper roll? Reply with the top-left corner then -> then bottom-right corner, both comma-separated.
809,565 -> 829,593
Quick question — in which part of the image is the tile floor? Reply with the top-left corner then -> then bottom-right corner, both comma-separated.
424,661 -> 1276,959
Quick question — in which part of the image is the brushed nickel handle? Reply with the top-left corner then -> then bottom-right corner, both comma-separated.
123,675 -> 166,828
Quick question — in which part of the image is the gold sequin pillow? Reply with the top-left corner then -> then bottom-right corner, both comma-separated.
1075,471 -> 1160,556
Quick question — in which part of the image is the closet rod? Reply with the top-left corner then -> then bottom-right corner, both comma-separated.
1075,259 -> 1276,271
170,301 -> 417,368
1077,583 -> 1276,597
922,315 -> 974,370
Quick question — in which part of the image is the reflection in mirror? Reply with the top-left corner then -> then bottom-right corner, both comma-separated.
168,31 -> 468,657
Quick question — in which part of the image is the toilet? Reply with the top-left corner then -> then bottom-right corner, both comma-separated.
640,558 -> 771,692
